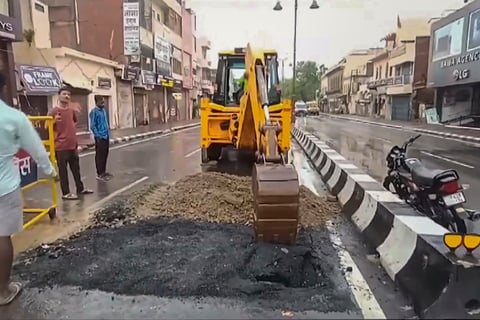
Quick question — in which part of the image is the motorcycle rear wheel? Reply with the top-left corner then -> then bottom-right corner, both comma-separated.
450,212 -> 467,234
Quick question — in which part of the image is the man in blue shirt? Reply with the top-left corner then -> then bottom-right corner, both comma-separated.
0,74 -> 57,305
89,95 -> 112,181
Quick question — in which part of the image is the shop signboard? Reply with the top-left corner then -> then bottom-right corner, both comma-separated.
123,2 -> 140,56
19,65 -> 62,94
14,149 -> 38,188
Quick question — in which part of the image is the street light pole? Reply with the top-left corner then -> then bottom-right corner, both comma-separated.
292,0 -> 298,100
273,0 -> 319,101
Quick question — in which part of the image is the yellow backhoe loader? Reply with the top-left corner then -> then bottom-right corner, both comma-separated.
200,45 -> 300,245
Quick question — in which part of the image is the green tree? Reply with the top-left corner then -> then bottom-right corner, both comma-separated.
281,61 -> 322,101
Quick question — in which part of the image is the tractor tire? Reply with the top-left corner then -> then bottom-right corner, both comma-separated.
201,145 -> 222,163
207,144 -> 222,160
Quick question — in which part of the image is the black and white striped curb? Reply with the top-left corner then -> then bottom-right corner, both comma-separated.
291,126 -> 480,319
316,113 -> 480,143
77,122 -> 200,152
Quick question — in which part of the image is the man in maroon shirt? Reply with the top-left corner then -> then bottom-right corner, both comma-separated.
48,87 -> 93,200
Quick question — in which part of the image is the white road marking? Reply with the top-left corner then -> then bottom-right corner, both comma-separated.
185,148 -> 201,158
80,126 -> 198,158
293,150 -> 386,319
420,151 -> 475,169
326,222 -> 386,319
374,137 -> 391,143
85,176 -> 149,212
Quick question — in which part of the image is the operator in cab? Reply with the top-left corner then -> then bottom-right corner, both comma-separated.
238,72 -> 248,91
234,72 -> 248,104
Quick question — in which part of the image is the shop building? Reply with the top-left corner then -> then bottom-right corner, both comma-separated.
428,0 -> 480,125
116,65 -> 139,128
0,0 -> 22,106
54,49 -> 120,133
182,6 -> 196,120
324,63 -> 345,113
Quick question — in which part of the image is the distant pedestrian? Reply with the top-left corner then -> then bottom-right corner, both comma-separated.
89,95 -> 112,181
47,87 -> 93,200
0,73 -> 57,305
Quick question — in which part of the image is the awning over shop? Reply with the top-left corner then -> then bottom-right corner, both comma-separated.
19,65 -> 62,95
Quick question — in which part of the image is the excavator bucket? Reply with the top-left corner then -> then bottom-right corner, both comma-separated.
252,163 -> 300,245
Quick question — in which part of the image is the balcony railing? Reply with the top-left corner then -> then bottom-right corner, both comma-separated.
367,74 -> 413,89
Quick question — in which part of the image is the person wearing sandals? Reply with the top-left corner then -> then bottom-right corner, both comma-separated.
47,87 -> 93,200
0,73 -> 58,305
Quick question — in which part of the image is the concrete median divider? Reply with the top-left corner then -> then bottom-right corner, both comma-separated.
291,126 -> 480,319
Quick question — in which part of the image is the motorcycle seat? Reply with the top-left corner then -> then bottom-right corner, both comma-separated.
411,165 -> 448,187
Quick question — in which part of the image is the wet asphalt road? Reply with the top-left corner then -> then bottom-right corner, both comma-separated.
15,126 -> 203,253
299,116 -> 480,211
5,127 -> 416,319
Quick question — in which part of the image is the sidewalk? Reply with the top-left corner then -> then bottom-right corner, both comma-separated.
318,113 -> 480,143
77,119 -> 200,151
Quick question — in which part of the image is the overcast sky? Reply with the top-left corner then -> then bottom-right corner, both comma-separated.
187,0 -> 465,76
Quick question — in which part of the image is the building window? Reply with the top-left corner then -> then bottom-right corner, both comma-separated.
194,36 -> 197,52
379,66 -> 382,79
172,58 -> 182,75
389,66 -> 393,77
34,2 -> 45,12
0,1 -> 9,16
162,7 -> 182,36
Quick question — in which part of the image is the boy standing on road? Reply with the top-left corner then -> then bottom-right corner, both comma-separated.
0,74 -> 57,305
48,87 -> 93,200
89,95 -> 113,181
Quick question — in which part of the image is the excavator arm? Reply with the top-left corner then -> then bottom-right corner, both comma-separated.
236,44 -> 300,245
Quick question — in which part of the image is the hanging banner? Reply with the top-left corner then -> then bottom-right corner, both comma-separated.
155,34 -> 171,63
123,2 -> 140,56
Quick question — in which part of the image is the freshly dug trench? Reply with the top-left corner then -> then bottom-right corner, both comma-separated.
136,172 -> 340,227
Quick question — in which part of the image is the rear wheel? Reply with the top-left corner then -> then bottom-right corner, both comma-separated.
201,144 -> 223,163
450,210 -> 467,233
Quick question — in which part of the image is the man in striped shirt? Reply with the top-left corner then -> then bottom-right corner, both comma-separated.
89,96 -> 112,181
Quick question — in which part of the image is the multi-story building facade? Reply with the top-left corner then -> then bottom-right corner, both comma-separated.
341,49 -> 380,114
182,6 -> 195,119
428,0 -> 480,125
324,49 -> 379,113
319,73 -> 328,112
151,0 -> 184,121
13,0 -> 122,133
197,36 -> 214,98
324,62 -> 345,113
13,0 -> 205,132
0,0 -> 23,107
367,18 -> 431,120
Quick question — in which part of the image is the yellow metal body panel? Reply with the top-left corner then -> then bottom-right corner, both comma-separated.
18,116 -> 58,231
200,44 -> 293,156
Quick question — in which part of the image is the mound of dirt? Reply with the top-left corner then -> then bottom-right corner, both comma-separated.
136,172 -> 340,227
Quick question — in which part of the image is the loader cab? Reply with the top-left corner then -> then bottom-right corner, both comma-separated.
213,48 -> 281,107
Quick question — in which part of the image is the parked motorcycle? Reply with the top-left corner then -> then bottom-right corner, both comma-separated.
383,134 -> 478,233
